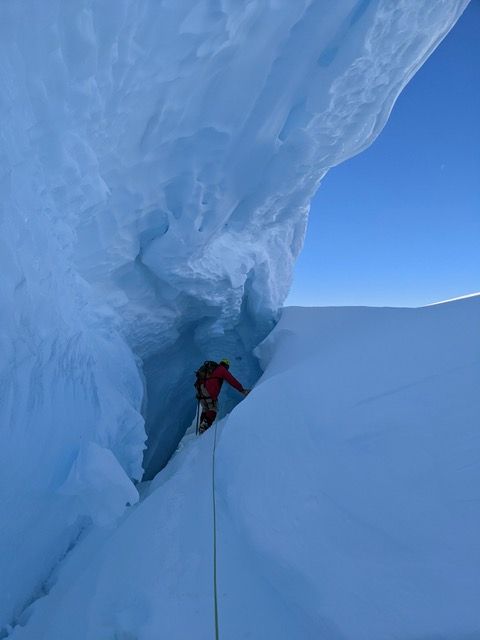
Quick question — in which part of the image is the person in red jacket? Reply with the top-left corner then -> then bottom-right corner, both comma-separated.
198,358 -> 250,434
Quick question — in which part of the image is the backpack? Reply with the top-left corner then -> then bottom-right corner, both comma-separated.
194,361 -> 218,399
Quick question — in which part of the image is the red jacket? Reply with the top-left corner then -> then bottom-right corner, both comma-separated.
204,365 -> 245,400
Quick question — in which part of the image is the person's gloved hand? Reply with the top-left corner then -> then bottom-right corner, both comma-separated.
242,389 -> 251,396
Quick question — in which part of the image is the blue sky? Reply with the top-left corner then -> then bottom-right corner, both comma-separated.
286,2 -> 479,308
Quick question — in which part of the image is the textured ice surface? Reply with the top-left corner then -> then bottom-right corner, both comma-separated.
10,295 -> 480,640
58,441 -> 139,527
0,0 -> 468,630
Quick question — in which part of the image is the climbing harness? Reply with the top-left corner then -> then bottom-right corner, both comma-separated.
211,421 -> 220,640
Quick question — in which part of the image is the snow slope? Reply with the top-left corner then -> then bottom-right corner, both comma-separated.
0,0 -> 469,630
11,295 -> 480,639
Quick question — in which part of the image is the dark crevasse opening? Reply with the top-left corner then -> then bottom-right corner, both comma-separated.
140,285 -> 277,480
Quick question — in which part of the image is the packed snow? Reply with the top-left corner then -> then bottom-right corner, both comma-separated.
9,295 -> 480,639
0,0 -> 470,634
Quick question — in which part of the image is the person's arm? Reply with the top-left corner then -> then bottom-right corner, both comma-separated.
219,366 -> 246,394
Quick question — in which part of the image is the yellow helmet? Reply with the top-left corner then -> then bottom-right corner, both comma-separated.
220,358 -> 230,367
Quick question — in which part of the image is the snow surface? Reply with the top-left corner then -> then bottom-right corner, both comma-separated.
0,0 -> 470,632
9,295 -> 480,640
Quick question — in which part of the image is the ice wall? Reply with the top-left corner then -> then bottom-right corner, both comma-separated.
0,0 -> 468,631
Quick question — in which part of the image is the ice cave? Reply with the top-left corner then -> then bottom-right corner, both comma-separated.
0,2 -> 478,639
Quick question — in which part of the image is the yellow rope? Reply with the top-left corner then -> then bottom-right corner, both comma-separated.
212,421 -> 220,640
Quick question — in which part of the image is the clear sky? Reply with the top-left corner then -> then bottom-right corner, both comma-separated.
286,1 -> 479,308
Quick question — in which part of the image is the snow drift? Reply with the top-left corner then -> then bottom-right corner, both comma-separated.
10,295 -> 480,639
0,0 -> 469,631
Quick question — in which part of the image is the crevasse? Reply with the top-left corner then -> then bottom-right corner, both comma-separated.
0,0 -> 468,631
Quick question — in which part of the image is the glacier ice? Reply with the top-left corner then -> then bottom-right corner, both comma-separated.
9,295 -> 480,639
58,441 -> 139,527
0,0 -> 469,631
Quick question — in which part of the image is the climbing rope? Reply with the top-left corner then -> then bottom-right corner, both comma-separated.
211,421 -> 220,640
195,400 -> 201,435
